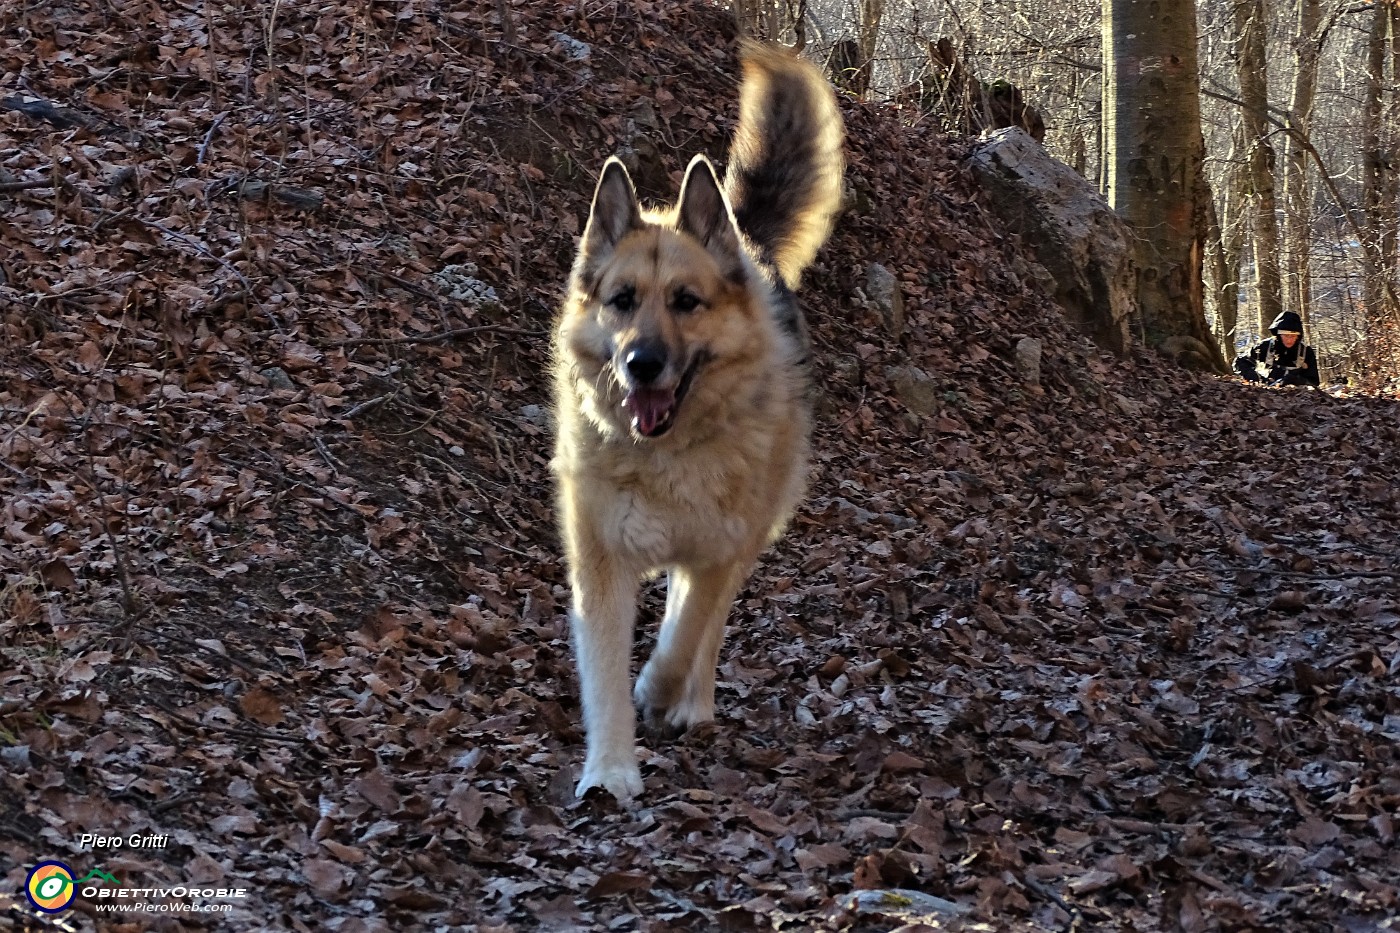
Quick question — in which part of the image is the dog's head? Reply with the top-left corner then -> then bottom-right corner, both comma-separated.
562,156 -> 769,440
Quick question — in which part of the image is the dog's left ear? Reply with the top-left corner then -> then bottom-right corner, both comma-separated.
677,155 -> 745,279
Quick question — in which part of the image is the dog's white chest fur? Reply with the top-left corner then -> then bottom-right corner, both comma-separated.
599,450 -> 770,570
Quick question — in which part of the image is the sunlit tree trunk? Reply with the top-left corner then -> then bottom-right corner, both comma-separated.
732,0 -> 800,41
732,0 -> 758,36
1282,0 -> 1322,329
791,0 -> 808,51
1360,0 -> 1398,337
1103,0 -> 1223,367
1382,6 -> 1399,324
1209,126 -> 1249,360
1069,65 -> 1088,177
1204,185 -> 1233,358
1236,0 -> 1283,334
856,0 -> 884,96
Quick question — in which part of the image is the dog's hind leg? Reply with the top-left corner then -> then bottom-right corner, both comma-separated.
571,552 -> 644,803
635,560 -> 748,731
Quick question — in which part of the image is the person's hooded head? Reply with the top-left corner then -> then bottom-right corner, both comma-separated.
1269,311 -> 1304,349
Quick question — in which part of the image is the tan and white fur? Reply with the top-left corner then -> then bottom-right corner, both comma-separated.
551,41 -> 844,802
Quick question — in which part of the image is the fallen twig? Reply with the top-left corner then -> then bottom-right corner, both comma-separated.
1,94 -> 145,145
1270,569 -> 1398,581
341,393 -> 396,419
327,324 -> 547,348
197,112 -> 227,164
0,178 -> 55,194
149,698 -> 301,745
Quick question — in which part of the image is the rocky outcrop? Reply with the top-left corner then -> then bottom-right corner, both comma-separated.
970,127 -> 1136,354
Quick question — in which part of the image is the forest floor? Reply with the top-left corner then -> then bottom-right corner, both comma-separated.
2,1 -> 1398,931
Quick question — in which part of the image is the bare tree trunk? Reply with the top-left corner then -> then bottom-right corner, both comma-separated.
732,0 -> 801,42
791,0 -> 808,51
1069,65 -> 1087,177
1282,0 -> 1322,329
856,0 -> 884,95
1104,0 -> 1223,368
1208,126 -> 1250,360
732,0 -> 756,36
1204,183 -> 1233,359
1360,1 -> 1392,332
1221,213 -> 1247,355
1236,0 -> 1284,334
1382,7 -> 1400,318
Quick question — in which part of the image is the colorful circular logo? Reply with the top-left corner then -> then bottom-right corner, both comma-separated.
26,861 -> 77,913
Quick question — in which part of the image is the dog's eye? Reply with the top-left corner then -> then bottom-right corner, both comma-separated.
671,291 -> 702,313
608,287 -> 636,313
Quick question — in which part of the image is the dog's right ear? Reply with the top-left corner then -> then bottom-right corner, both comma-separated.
578,159 -> 641,271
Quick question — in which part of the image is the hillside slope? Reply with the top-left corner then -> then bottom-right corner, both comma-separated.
2,1 -> 1398,930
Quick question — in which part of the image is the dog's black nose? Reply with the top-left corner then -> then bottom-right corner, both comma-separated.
624,343 -> 667,385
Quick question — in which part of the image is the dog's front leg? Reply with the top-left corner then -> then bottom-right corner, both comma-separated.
635,560 -> 747,731
570,547 -> 644,803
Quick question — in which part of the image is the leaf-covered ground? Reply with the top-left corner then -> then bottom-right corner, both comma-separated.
2,1 -> 1398,930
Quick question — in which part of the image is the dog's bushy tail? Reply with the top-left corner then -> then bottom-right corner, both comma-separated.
724,40 -> 845,289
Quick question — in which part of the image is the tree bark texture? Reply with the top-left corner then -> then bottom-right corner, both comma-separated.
1282,0 -> 1323,328
1361,1 -> 1398,333
1382,5 -> 1399,323
730,0 -> 803,43
856,0 -> 884,95
1207,180 -> 1248,359
1208,124 -> 1248,360
1103,0 -> 1222,367
1235,0 -> 1284,335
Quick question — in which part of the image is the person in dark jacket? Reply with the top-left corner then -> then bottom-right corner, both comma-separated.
1234,311 -> 1320,387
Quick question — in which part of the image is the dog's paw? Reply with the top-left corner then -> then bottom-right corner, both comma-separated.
634,664 -> 683,713
636,661 -> 717,734
575,760 -> 644,804
660,693 -> 714,731
639,692 -> 714,734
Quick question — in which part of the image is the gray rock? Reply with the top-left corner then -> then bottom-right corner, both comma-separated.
518,404 -> 551,429
1111,392 -> 1143,417
259,366 -> 295,390
841,888 -> 971,922
970,127 -> 1136,354
1015,336 -> 1043,387
886,365 -> 940,417
866,262 -> 904,340
830,497 -> 917,530
549,32 -> 592,62
433,262 -> 499,308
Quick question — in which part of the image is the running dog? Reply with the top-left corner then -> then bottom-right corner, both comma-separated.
551,41 -> 844,802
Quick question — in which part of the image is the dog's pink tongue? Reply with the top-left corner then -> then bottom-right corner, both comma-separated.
624,388 -> 675,436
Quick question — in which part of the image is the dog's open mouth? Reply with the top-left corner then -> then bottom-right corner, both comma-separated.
622,357 -> 703,438
623,385 -> 676,437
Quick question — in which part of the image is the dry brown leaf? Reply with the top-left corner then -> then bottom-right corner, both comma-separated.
239,686 -> 285,726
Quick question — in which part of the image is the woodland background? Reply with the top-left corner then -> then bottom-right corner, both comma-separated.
2,0 -> 1399,931
748,0 -> 1400,383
